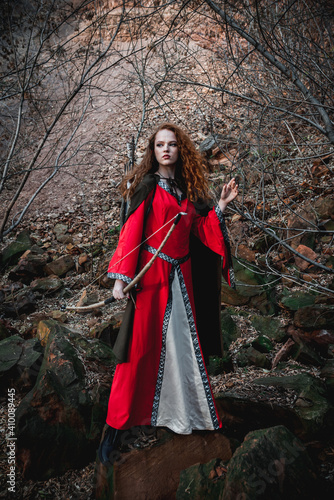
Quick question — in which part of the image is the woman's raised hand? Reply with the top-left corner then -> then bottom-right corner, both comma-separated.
218,178 -> 239,213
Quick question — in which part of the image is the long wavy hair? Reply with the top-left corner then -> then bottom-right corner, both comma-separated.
120,123 -> 210,202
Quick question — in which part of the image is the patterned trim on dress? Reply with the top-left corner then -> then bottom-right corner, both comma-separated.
146,244 -> 219,430
143,245 -> 190,265
107,272 -> 132,284
151,265 -> 175,427
214,205 -> 236,288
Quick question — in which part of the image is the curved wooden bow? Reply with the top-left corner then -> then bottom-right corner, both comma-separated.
63,212 -> 186,313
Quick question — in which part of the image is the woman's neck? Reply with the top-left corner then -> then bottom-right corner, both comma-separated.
157,165 -> 176,179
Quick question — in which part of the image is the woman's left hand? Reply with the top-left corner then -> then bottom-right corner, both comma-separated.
218,178 -> 239,213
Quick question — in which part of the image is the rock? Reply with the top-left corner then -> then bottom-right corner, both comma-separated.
57,234 -> 73,244
99,274 -> 114,289
25,244 -> 44,255
229,220 -> 248,244
215,372 -> 333,439
90,319 -> 121,347
16,320 -> 116,480
44,255 -> 75,276
207,356 -> 225,375
300,328 -> 334,346
279,288 -> 318,311
0,230 -> 32,267
294,305 -> 334,329
51,310 -> 67,323
0,335 -> 23,389
251,335 -> 274,353
314,196 -> 334,220
30,276 -> 63,295
36,318 -> 73,347
290,340 -> 325,367
252,234 -> 276,252
176,458 -> 226,499
221,285 -> 249,306
0,282 -> 23,303
8,248 -> 48,284
253,374 -> 333,438
222,426 -> 317,500
53,223 -> 68,241
320,360 -> 334,400
94,428 -> 234,500
236,346 -> 271,369
300,231 -> 316,250
294,244 -> 318,271
78,253 -> 89,266
250,314 -> 287,343
326,255 -> 334,268
0,288 -> 36,318
76,289 -> 99,308
221,258 -> 277,315
234,244 -> 257,262
320,219 -> 334,244
0,335 -> 43,394
221,309 -> 239,352
0,320 -> 10,340
97,256 -> 115,289
76,253 -> 91,273
16,338 -> 44,392
287,205 -> 317,248
199,134 -> 224,154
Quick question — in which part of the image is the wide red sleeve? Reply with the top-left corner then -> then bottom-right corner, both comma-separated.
107,197 -> 150,283
191,205 -> 235,287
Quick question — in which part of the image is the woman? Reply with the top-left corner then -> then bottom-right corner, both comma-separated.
99,123 -> 238,465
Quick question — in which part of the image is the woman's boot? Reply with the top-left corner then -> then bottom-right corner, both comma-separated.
98,424 -> 122,466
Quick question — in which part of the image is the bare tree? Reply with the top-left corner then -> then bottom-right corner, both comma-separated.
1,0 -> 333,293
0,0 -> 141,238
141,0 -> 334,290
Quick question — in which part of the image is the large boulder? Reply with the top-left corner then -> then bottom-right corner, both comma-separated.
94,428 -> 234,500
253,374 -> 333,438
222,426 -> 317,500
16,320 -> 116,480
216,373 -> 333,439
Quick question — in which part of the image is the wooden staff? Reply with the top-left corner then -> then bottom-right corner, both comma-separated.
63,212 -> 186,313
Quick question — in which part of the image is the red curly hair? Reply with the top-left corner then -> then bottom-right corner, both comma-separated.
120,123 -> 210,202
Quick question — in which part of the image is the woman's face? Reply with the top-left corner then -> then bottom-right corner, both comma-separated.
154,129 -> 178,169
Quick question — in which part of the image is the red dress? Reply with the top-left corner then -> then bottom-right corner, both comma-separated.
106,179 -> 232,434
